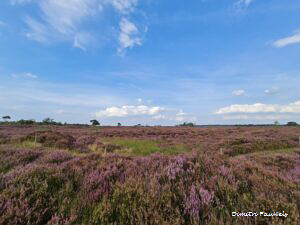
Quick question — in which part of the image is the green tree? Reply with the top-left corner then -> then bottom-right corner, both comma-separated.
179,122 -> 195,127
2,115 -> 11,122
118,122 -> 122,126
90,119 -> 100,126
18,119 -> 35,125
42,118 -> 55,124
287,121 -> 298,126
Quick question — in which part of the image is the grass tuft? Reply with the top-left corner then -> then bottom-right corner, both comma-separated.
106,138 -> 186,156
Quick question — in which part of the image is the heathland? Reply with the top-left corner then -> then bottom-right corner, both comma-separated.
0,125 -> 299,224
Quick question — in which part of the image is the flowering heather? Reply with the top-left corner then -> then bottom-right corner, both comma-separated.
166,155 -> 192,180
287,165 -> 300,183
83,163 -> 126,203
39,151 -> 74,164
184,186 -> 214,222
24,131 -> 76,149
0,125 -> 299,224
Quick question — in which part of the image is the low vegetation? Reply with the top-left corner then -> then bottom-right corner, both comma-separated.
0,125 -> 299,224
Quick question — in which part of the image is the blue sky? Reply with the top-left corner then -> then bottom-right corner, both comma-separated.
1,0 -> 300,125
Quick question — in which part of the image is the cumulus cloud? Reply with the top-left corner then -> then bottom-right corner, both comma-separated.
215,103 -> 277,114
118,18 -> 142,55
215,101 -> 300,114
280,101 -> 300,113
264,87 -> 280,95
223,114 -> 294,120
232,89 -> 245,96
272,31 -> 300,48
96,105 -> 164,117
11,72 -> 38,79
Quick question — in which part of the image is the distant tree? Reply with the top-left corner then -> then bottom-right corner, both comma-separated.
42,118 -> 55,125
274,121 -> 279,126
90,119 -> 100,126
17,119 -> 35,125
2,116 -> 11,122
179,122 -> 195,127
117,122 -> 122,126
287,121 -> 298,126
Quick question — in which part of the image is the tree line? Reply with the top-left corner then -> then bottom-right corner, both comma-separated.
1,115 -> 299,127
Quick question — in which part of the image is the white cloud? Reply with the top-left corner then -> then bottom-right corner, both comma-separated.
272,31 -> 300,48
24,16 -> 52,43
110,0 -> 138,14
39,0 -> 96,35
17,0 -> 98,45
118,18 -> 142,55
280,101 -> 300,113
152,114 -> 166,120
137,98 -> 143,103
215,103 -> 277,114
223,114 -> 294,120
25,0 -> 97,49
11,72 -> 38,79
235,0 -> 254,9
264,87 -> 280,95
174,110 -> 196,122
11,0 -> 145,53
215,101 -> 300,114
176,109 -> 186,116
232,89 -> 245,96
96,105 -> 164,117
73,32 -> 94,50
175,116 -> 197,123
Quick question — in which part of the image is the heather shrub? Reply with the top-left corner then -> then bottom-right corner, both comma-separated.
90,178 -> 184,225
0,147 -> 42,173
1,126 -> 300,224
74,135 -> 97,151
0,165 -> 64,224
24,131 -> 75,149
39,151 -> 74,164
184,185 -> 214,224
0,134 -> 9,144
0,163 -> 82,225
225,138 -> 298,156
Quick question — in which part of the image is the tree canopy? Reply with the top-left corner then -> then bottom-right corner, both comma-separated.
90,119 -> 100,126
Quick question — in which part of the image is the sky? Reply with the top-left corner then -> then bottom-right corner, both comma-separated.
1,0 -> 300,125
